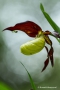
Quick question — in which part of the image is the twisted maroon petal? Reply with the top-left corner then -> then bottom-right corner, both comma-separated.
44,35 -> 54,67
42,57 -> 49,72
48,46 -> 54,66
41,46 -> 49,72
45,46 -> 48,53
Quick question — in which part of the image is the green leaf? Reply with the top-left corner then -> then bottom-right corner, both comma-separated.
40,3 -> 44,12
20,61 -> 36,90
40,3 -> 60,34
0,82 -> 12,90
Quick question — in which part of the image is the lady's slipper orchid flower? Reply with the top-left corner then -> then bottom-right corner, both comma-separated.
3,21 -> 56,72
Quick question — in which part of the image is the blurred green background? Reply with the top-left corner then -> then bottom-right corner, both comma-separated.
0,0 -> 60,90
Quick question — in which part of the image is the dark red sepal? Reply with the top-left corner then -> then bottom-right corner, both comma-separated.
3,21 -> 42,37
